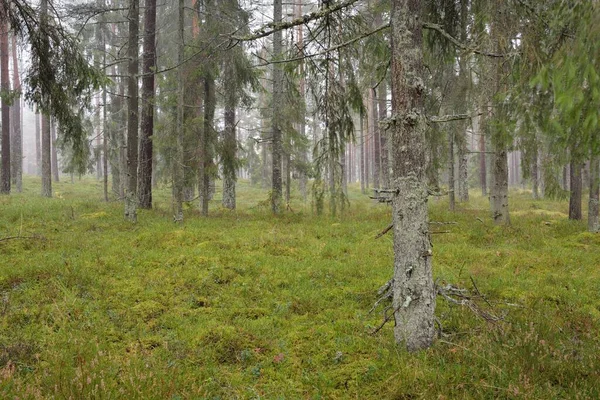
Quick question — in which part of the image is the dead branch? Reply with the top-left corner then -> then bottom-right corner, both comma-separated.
0,234 -> 45,243
375,224 -> 393,239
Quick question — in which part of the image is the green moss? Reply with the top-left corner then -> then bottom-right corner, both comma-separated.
0,177 -> 598,398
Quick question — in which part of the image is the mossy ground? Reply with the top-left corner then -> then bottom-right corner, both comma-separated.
1,177 -> 599,399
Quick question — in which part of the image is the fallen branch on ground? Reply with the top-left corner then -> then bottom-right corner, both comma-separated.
0,234 -> 45,243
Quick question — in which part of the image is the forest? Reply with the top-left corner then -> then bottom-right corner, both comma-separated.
1,0 -> 600,398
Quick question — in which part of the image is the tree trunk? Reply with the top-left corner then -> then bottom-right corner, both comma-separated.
490,9 -> 509,225
138,0 -> 156,209
271,0 -> 283,213
457,0 -> 469,202
172,0 -> 184,221
50,119 -> 59,182
379,80 -> 389,189
390,0 -> 435,352
0,8 -> 10,195
588,156 -> 599,231
11,35 -> 21,192
124,0 -> 139,222
222,81 -> 237,210
35,109 -> 41,176
372,87 -> 380,189
478,109 -> 486,196
569,161 -> 582,220
199,75 -> 215,216
448,129 -> 455,211
532,140 -> 539,200
101,10 -> 109,202
360,110 -> 365,193
41,114 -> 52,197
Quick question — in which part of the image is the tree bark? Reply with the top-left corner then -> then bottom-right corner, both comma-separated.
390,0 -> 435,352
489,8 -> 509,225
222,76 -> 237,210
448,129 -> 455,211
11,35 -> 21,192
124,0 -> 139,222
41,114 -> 52,197
50,119 -> 59,182
0,7 -> 10,195
379,80 -> 389,189
360,110 -> 365,193
138,0 -> 156,209
271,0 -> 283,213
588,156 -> 599,231
372,87 -> 380,189
35,109 -> 40,176
173,0 -> 184,221
569,161 -> 582,220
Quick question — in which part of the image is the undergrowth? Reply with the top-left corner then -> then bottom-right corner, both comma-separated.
0,177 -> 599,399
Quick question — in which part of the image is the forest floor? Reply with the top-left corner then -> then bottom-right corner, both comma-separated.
1,177 -> 599,399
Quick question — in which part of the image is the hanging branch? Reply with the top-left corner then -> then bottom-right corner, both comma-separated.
230,0 -> 361,42
422,22 -> 508,58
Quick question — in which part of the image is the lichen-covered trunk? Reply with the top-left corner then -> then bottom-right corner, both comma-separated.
390,0 -> 435,352
569,161 -> 582,220
0,9 -> 10,195
125,0 -> 139,222
588,156 -> 599,231
138,0 -> 157,209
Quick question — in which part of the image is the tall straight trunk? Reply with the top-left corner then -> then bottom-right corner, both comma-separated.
378,80 -> 389,188
532,140 -> 539,199
50,119 -> 59,182
222,76 -> 237,210
360,110 -> 365,193
138,0 -> 157,209
41,115 -> 52,197
271,0 -> 283,213
11,35 -> 21,192
365,90 -> 371,189
478,106 -> 487,196
35,109 -> 41,175
490,7 -> 509,225
457,0 -> 469,202
588,155 -> 599,231
390,0 -> 435,352
102,10 -> 109,202
448,129 -> 455,211
173,0 -> 184,221
125,0 -> 139,222
200,75 -> 215,216
372,87 -> 380,188
0,8 -> 10,195
569,161 -> 582,220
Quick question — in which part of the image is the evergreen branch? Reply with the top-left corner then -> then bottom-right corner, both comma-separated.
254,23 -> 389,67
422,22 -> 507,58
231,0 -> 362,42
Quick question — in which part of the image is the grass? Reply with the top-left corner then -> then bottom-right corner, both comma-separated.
1,176 -> 599,399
